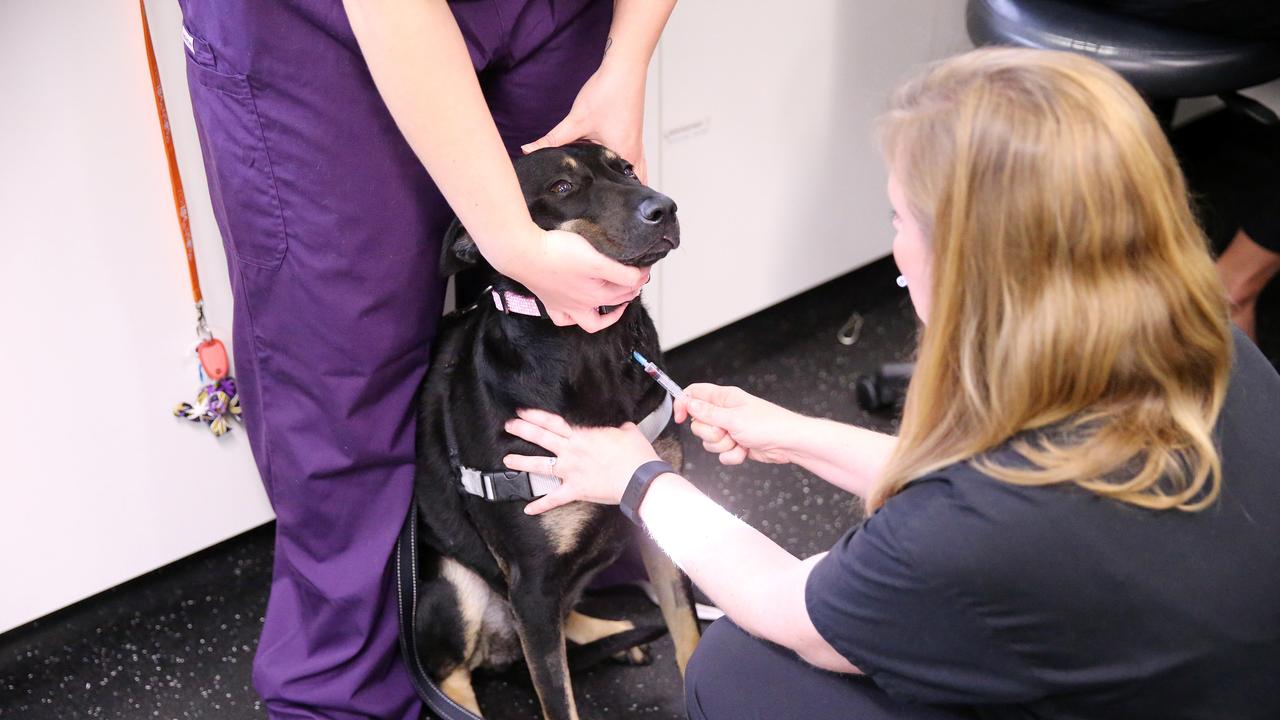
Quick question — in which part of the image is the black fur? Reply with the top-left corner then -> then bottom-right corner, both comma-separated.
411,143 -> 683,718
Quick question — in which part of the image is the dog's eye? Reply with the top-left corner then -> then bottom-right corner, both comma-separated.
550,180 -> 574,194
621,165 -> 637,179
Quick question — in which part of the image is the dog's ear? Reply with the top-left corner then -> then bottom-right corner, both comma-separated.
439,217 -> 482,278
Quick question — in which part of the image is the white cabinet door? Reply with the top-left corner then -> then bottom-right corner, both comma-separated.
648,1 -> 971,347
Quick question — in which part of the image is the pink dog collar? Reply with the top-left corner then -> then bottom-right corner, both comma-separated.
489,287 -> 622,318
492,288 -> 547,318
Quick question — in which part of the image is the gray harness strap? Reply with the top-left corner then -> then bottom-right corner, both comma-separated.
449,393 -> 674,502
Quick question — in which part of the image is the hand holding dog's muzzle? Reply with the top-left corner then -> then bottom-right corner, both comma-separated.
508,229 -> 647,333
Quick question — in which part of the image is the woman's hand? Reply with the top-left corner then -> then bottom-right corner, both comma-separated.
521,59 -> 649,181
503,408 -> 661,515
675,384 -> 800,465
483,224 -> 649,333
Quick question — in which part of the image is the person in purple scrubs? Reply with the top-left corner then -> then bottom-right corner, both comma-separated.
177,1 -> 675,716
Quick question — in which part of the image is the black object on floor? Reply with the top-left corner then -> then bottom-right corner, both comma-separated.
855,362 -> 915,415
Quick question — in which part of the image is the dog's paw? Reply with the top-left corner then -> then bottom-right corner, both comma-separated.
610,644 -> 652,666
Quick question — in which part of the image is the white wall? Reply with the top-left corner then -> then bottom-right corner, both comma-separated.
0,1 -> 270,633
644,1 -> 973,346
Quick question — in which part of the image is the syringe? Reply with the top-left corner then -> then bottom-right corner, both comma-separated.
631,351 -> 686,399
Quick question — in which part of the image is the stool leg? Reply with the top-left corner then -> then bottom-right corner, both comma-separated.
1149,97 -> 1179,132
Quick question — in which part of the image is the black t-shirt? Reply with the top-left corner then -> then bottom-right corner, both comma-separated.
806,327 -> 1280,720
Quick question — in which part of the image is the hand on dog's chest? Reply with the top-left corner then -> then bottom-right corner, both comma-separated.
452,393 -> 673,503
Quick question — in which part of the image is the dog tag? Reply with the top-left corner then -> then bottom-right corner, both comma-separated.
197,338 -> 229,381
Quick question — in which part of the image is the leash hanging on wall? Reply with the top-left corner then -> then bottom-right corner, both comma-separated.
139,0 -> 242,438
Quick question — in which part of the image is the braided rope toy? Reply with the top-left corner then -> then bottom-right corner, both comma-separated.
174,376 -> 242,437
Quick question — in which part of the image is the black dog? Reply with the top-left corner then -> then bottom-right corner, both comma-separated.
412,143 -> 700,719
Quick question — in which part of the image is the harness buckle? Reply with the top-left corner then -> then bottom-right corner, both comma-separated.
486,471 -> 534,501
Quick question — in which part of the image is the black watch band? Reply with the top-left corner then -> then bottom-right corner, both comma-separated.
620,460 -> 674,525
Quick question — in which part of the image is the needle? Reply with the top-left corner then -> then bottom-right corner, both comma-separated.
631,351 -> 686,399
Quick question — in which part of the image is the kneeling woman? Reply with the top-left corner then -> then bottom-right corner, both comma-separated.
503,48 -> 1280,719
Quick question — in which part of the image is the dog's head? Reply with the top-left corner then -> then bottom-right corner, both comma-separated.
440,142 -> 680,277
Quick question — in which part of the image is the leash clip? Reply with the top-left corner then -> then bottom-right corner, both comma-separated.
837,312 -> 864,347
194,300 -> 213,342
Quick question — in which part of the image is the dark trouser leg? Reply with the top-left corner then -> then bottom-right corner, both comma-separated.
178,0 -> 612,716
178,1 -> 467,716
685,619 -> 977,720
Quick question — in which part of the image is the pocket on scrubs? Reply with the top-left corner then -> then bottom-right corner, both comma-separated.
183,32 -> 288,271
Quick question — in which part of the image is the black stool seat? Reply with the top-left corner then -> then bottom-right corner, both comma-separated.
967,0 -> 1280,98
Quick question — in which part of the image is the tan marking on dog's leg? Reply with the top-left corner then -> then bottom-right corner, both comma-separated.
564,610 -> 635,645
440,667 -> 482,717
560,653 -> 580,720
653,434 -> 684,470
639,492 -> 701,676
539,502 -> 595,555
441,558 -> 489,662
564,654 -> 581,720
615,645 -> 649,664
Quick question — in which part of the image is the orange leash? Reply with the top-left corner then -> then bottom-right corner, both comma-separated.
140,0 -> 203,310
140,1 -> 240,436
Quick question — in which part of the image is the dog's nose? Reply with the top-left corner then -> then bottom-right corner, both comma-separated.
638,196 -> 676,225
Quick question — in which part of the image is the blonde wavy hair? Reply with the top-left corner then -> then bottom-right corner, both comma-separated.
872,48 -> 1231,513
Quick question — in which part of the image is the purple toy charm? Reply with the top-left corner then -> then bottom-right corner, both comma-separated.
174,375 -> 242,437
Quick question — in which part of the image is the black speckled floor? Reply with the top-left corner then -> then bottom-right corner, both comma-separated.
3,106 -> 1278,720
0,529 -> 269,719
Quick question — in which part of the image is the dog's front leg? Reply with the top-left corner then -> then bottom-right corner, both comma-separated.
509,575 -> 578,720
644,433 -> 702,675
639,535 -> 701,675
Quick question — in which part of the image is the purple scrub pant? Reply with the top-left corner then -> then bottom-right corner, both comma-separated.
177,2 -> 611,717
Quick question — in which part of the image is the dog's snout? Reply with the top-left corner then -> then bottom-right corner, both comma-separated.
638,196 -> 676,225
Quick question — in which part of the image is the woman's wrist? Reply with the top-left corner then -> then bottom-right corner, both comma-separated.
774,411 -> 821,465
600,0 -> 676,78
635,470 -> 685,524
593,52 -> 648,117
472,221 -> 544,280
598,43 -> 650,78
